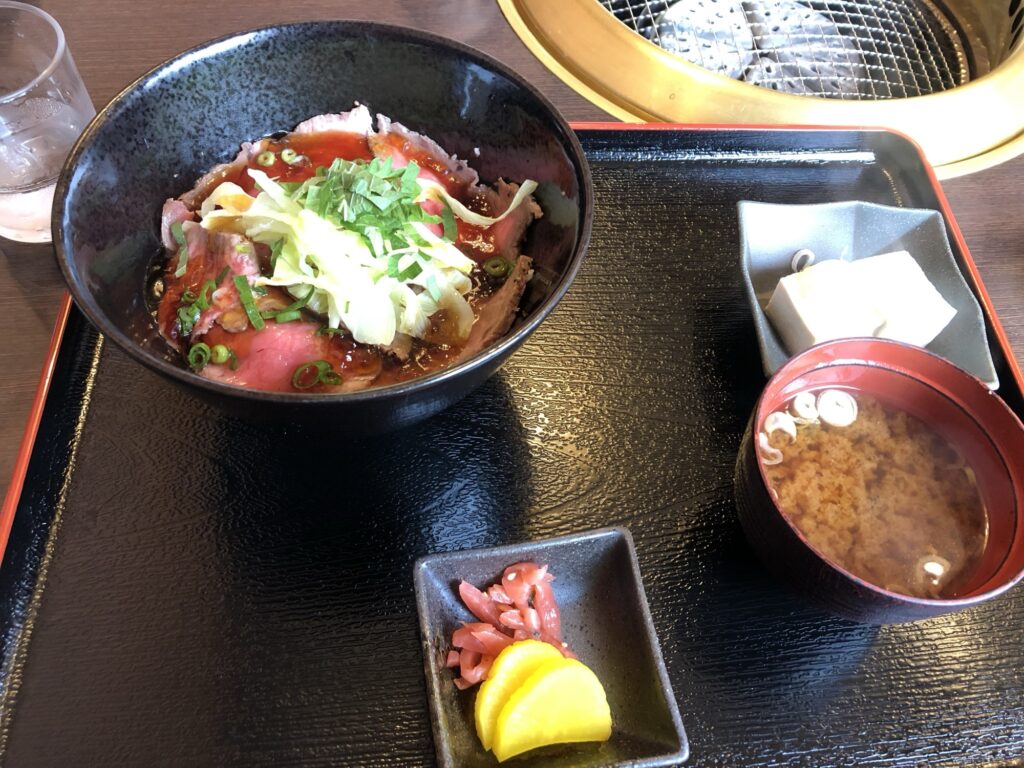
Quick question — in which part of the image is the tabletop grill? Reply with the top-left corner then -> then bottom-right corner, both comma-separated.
499,0 -> 1024,175
600,0 -> 970,99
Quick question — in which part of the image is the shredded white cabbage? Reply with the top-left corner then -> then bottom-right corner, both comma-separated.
417,179 -> 538,228
199,167 -> 534,347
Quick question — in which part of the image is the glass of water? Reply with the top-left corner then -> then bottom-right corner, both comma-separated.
0,2 -> 94,243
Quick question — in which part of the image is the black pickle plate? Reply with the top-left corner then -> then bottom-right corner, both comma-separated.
415,527 -> 687,768
2,128 -> 1023,767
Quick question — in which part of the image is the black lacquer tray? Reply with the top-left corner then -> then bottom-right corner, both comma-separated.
2,127 -> 1024,767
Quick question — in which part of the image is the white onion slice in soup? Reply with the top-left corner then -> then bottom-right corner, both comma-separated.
764,411 -> 798,444
789,391 -> 818,424
817,389 -> 858,427
758,431 -> 784,466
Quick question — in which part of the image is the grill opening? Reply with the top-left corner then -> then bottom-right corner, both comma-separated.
1013,0 -> 1024,49
599,0 -> 972,99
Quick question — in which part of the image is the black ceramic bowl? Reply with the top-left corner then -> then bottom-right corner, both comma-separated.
54,21 -> 591,432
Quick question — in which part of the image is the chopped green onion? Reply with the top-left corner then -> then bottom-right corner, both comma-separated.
286,286 -> 312,310
400,162 -> 421,196
291,360 -> 341,390
187,343 -> 212,371
293,367 -> 320,390
280,148 -> 298,164
228,349 -> 239,370
483,256 -> 512,278
425,274 -> 442,302
177,304 -> 200,336
233,275 -> 265,330
260,288 -> 311,322
210,344 -> 230,365
316,327 -> 345,336
395,261 -> 423,281
269,239 -> 284,269
215,266 -> 230,284
256,151 -> 276,167
195,280 -> 217,311
440,203 -> 457,241
171,221 -> 189,278
235,242 -> 252,254
181,289 -> 198,304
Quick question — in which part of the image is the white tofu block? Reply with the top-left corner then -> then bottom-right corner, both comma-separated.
765,259 -> 886,355
849,250 -> 957,347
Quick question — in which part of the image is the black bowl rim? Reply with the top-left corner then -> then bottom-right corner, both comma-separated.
53,19 -> 593,405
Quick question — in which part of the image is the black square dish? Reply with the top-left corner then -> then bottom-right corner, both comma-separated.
413,527 -> 689,767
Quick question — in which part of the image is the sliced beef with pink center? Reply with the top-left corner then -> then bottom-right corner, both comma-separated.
157,223 -> 260,345
160,198 -> 193,251
200,322 -> 328,393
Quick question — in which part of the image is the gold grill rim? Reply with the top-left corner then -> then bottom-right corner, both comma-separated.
498,0 -> 1024,179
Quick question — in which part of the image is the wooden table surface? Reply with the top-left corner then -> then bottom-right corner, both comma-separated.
1,0 -> 1022,504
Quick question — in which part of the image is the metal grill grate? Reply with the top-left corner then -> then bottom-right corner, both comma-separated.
599,0 -> 971,99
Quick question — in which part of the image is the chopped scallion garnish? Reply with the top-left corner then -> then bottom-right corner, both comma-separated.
425,273 -> 442,302
269,239 -> 284,269
440,202 -> 457,241
256,150 -> 276,167
177,303 -> 200,336
210,344 -> 230,365
187,343 -> 212,371
280,148 -> 298,164
171,222 -> 189,278
395,261 -> 423,281
483,257 -> 512,279
291,360 -> 341,389
259,287 -> 311,322
233,275 -> 265,330
196,280 -> 216,311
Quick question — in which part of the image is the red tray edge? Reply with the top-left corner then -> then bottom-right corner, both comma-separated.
0,292 -> 73,562
3,123 -> 1021,567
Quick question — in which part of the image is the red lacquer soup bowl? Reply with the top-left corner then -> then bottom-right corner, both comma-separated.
734,338 -> 1024,624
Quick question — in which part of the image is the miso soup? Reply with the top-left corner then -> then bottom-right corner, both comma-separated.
759,389 -> 988,599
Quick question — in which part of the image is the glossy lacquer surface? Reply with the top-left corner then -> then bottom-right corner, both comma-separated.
3,130 -> 1024,767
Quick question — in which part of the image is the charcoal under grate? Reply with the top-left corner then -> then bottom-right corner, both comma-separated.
599,0 -> 971,99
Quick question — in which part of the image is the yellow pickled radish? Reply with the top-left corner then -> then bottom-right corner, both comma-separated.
475,640 -> 564,751
491,657 -> 612,763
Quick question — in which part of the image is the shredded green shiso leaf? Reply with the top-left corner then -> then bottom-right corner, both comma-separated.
198,157 -> 536,346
